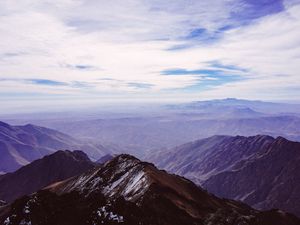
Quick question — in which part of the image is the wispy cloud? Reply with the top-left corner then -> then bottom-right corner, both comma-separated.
28,79 -> 68,86
127,82 -> 154,89
0,0 -> 299,105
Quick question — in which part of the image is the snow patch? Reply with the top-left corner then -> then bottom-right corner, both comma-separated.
19,219 -> 32,225
23,205 -> 30,214
3,215 -> 16,225
4,217 -> 10,225
123,171 -> 145,195
102,172 -> 129,196
122,170 -> 149,200
89,177 -> 103,191
96,206 -> 124,223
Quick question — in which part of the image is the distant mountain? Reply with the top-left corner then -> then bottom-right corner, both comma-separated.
167,98 -> 300,114
1,155 -> 299,225
96,153 -> 116,164
148,135 -> 300,217
4,99 -> 300,158
0,121 -> 109,173
29,113 -> 300,159
0,150 -> 95,203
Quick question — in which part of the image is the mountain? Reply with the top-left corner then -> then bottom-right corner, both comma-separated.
148,135 -> 275,184
0,121 -> 109,173
4,99 -> 300,158
0,150 -> 96,203
96,153 -> 116,164
1,155 -> 299,225
203,136 -> 300,217
26,113 -> 300,159
167,102 -> 266,118
148,135 -> 300,217
167,98 -> 300,114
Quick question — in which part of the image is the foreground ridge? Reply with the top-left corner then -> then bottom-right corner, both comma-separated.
1,154 -> 299,225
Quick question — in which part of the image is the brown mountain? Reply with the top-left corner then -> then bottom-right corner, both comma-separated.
0,155 -> 299,225
0,150 -> 95,203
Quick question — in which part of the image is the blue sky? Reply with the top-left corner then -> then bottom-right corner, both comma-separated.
0,0 -> 300,110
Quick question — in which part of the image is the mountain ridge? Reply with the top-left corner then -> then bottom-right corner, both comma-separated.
0,150 -> 96,203
148,135 -> 300,217
1,154 -> 299,225
203,136 -> 300,217
148,134 -> 275,183
0,121 -> 109,173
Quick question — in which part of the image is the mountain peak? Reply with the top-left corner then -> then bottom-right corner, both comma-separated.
112,153 -> 140,163
107,154 -> 154,168
45,150 -> 91,162
2,154 -> 300,225
274,136 -> 288,143
0,150 -> 95,203
49,153 -> 153,202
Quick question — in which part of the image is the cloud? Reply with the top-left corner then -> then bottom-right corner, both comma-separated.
127,82 -> 154,89
28,79 -> 68,86
61,63 -> 99,71
0,0 -> 299,106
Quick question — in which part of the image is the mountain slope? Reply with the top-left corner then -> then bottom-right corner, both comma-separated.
148,135 -> 300,217
0,150 -> 96,203
1,155 -> 299,225
148,135 -> 274,183
0,121 -> 109,173
203,136 -> 300,217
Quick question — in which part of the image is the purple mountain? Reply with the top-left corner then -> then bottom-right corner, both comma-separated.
0,150 -> 95,203
0,121 -> 109,173
148,135 -> 300,217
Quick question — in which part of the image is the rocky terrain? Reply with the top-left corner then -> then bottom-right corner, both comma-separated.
148,135 -> 300,217
0,154 -> 299,225
203,136 -> 300,217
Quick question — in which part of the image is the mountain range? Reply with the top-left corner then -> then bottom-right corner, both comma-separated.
18,114 -> 300,159
1,154 -> 299,225
167,98 -> 300,114
15,102 -> 300,158
148,135 -> 300,217
3,99 -> 300,158
1,99 -> 300,223
0,121 -> 109,173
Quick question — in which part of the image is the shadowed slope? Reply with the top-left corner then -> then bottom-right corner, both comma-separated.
0,150 -> 95,203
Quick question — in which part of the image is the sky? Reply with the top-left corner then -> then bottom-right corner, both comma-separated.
1,0 -> 300,111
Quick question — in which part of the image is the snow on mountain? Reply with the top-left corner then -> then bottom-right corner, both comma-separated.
1,154 -> 299,225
